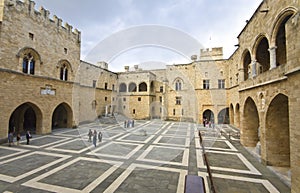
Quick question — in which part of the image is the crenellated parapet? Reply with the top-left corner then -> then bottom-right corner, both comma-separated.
2,0 -> 81,43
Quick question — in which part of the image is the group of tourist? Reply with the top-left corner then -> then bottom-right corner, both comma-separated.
8,130 -> 32,146
124,119 -> 135,128
88,129 -> 102,147
203,118 -> 214,128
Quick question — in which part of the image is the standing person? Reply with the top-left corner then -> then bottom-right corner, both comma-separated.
26,131 -> 31,145
16,133 -> 21,146
88,129 -> 93,142
124,120 -> 127,128
93,130 -> 97,147
132,119 -> 135,127
98,131 -> 102,142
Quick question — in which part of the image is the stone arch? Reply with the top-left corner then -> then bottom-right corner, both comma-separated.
218,108 -> 229,124
229,104 -> 234,125
241,49 -> 251,80
203,109 -> 215,124
119,83 -> 127,92
128,82 -> 137,92
16,47 -> 42,75
271,8 -> 297,66
52,103 -> 73,129
235,103 -> 241,128
9,102 -> 43,134
138,82 -> 147,92
241,97 -> 259,147
265,94 -> 290,166
254,36 -> 270,74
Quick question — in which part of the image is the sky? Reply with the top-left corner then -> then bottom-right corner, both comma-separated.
32,0 -> 262,72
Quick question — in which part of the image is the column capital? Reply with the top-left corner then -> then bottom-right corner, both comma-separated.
268,46 -> 277,51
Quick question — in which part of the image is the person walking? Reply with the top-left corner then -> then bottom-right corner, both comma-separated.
26,131 -> 31,145
98,131 -> 102,142
93,130 -> 97,147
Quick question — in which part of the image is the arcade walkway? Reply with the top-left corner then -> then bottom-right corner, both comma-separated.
0,120 -> 290,193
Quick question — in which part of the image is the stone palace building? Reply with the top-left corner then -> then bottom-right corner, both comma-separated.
0,0 -> 299,192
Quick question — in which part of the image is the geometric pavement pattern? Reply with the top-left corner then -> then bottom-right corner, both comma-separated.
0,120 -> 290,193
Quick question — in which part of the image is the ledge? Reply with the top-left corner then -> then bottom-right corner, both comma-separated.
239,76 -> 288,92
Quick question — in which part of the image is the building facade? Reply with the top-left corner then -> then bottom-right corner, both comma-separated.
0,0 -> 299,192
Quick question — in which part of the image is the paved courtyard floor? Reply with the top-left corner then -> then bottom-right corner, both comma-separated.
0,120 -> 290,193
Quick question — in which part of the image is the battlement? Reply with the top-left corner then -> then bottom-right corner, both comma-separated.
200,47 -> 223,60
3,0 -> 81,42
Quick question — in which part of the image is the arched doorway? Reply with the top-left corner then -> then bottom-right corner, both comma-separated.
203,109 -> 214,123
265,94 -> 290,166
241,97 -> 259,147
52,103 -> 73,129
218,108 -> 229,124
9,102 -> 42,134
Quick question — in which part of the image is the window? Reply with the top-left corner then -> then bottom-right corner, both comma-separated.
112,97 -> 114,101
104,82 -> 108,90
92,80 -> 97,88
60,64 -> 68,81
123,98 -> 126,102
175,79 -> 182,91
218,79 -> 225,89
123,106 -> 126,109
159,96 -> 162,103
64,48 -> 68,54
138,97 -> 141,101
29,33 -> 34,40
173,109 -> 176,115
133,109 -> 136,114
176,97 -> 181,105
160,86 -> 163,92
105,97 -> 108,101
203,80 -> 210,89
22,53 -> 35,75
112,84 -> 115,91
182,109 -> 184,115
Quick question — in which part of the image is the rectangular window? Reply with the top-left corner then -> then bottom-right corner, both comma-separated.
92,80 -> 97,88
123,98 -> 126,102
105,97 -> 108,101
64,48 -> 68,54
173,109 -> 176,115
105,82 -> 108,90
218,79 -> 225,89
133,109 -> 136,114
159,96 -> 162,103
203,80 -> 210,89
160,86 -> 163,93
138,97 -> 141,101
176,97 -> 181,105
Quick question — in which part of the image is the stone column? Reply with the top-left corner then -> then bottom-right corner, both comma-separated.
251,60 -> 257,78
105,105 -> 108,116
268,46 -> 277,69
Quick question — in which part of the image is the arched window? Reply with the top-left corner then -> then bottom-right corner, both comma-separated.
22,53 -> 35,75
57,60 -> 72,81
129,82 -> 137,92
175,79 -> 182,91
119,83 -> 127,92
139,82 -> 147,92
242,50 -> 251,80
60,64 -> 68,81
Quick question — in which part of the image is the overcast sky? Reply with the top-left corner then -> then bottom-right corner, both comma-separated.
33,0 -> 262,72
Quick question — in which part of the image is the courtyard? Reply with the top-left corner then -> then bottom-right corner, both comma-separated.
0,119 -> 290,193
